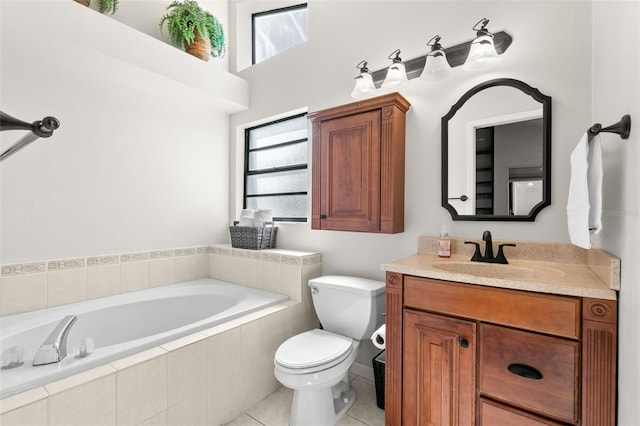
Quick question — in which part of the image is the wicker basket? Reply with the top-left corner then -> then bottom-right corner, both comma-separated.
229,221 -> 277,250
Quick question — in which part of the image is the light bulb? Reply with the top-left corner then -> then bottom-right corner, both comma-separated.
381,49 -> 408,89
351,73 -> 375,99
463,19 -> 501,71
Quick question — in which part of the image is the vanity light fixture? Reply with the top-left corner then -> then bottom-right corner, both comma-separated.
420,35 -> 452,81
354,18 -> 512,96
462,18 -> 501,71
381,49 -> 408,89
350,60 -> 376,99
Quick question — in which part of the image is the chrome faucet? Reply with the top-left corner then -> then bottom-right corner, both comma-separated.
464,230 -> 516,264
33,315 -> 77,366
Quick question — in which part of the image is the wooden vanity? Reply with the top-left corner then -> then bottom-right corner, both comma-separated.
382,237 -> 619,426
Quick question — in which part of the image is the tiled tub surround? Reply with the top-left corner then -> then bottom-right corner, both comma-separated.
0,248 -> 211,316
1,279 -> 290,399
0,246 -> 322,426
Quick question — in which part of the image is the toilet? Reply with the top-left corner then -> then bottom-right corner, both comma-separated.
274,275 -> 385,426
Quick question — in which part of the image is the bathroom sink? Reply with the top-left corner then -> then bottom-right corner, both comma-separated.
431,261 -> 563,281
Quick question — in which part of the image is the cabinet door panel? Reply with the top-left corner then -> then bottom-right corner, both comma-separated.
403,309 -> 476,426
319,110 -> 380,231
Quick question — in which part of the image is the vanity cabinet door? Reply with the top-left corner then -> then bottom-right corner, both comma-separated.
403,309 -> 476,426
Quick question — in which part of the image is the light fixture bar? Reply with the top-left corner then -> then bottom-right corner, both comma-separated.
370,31 -> 512,87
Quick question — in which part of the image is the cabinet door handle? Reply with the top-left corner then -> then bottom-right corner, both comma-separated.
459,338 -> 469,348
508,363 -> 543,380
320,214 -> 327,219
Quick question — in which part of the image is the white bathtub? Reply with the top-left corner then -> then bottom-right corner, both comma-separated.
0,278 -> 288,399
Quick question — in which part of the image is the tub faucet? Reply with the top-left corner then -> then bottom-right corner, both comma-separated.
464,230 -> 516,264
33,315 -> 77,366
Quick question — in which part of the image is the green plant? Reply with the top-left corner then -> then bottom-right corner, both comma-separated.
159,0 -> 225,58
93,0 -> 118,15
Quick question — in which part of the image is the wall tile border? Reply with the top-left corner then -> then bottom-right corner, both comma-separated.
1,262 -> 46,276
120,252 -> 149,263
3,246 -> 321,277
87,255 -> 119,267
175,248 -> 197,257
149,250 -> 174,260
47,258 -> 85,271
1,244 -> 323,317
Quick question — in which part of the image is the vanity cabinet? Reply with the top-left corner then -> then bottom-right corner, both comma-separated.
385,272 -> 617,426
308,93 -> 410,233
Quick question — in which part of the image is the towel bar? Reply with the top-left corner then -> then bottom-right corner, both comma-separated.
0,111 -> 60,162
588,114 -> 631,139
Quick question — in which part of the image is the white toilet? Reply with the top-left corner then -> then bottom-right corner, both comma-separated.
274,275 -> 385,426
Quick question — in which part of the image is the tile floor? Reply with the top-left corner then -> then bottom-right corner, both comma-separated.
224,375 -> 385,426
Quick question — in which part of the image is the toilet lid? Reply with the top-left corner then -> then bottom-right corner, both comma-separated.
275,329 -> 353,369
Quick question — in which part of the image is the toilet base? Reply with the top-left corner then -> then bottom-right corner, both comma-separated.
290,372 -> 356,426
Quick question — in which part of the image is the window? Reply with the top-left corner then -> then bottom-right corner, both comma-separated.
244,113 -> 308,222
252,4 -> 308,65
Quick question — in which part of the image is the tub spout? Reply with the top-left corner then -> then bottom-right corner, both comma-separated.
33,315 -> 78,366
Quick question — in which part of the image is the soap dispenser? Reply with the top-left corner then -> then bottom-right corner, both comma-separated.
438,225 -> 451,258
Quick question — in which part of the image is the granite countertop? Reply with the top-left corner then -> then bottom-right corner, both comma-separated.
381,236 -> 620,300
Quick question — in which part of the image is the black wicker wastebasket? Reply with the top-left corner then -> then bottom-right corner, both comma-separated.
373,350 -> 385,410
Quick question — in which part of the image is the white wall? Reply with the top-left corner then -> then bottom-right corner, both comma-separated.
230,0 -> 592,278
591,2 -> 640,424
0,2 -> 232,264
229,1 -> 637,422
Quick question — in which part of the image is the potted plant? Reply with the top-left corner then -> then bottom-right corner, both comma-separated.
97,0 -> 118,14
73,0 -> 117,13
159,0 -> 225,61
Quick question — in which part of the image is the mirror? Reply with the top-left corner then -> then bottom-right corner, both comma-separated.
442,78 -> 552,221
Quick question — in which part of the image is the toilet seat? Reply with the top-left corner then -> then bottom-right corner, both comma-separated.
275,329 -> 353,374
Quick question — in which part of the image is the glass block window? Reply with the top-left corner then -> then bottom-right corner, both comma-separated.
252,4 -> 308,65
244,113 -> 308,222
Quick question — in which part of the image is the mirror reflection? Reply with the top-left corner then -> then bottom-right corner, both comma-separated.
442,79 -> 552,221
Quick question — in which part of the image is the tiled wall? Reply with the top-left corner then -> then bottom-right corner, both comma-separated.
0,246 -> 322,425
1,248 -> 209,316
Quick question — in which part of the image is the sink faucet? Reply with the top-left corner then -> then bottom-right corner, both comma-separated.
464,231 -> 516,264
33,315 -> 77,366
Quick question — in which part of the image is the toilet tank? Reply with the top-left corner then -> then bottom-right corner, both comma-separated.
309,275 -> 385,340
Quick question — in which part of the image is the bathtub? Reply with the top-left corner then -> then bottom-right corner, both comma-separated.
0,278 -> 288,399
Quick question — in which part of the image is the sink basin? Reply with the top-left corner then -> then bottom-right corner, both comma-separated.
431,261 -> 563,281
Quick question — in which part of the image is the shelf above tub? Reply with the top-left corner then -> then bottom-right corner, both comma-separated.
1,1 -> 249,113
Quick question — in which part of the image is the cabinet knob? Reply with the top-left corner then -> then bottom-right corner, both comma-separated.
459,338 -> 469,348
320,214 -> 327,219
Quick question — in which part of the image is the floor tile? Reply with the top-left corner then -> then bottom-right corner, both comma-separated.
245,387 -> 292,426
345,378 -> 385,426
227,374 -> 384,426
223,413 -> 264,426
336,415 -> 367,425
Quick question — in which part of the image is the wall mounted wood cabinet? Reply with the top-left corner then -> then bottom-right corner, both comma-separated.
385,273 -> 617,425
308,93 -> 411,233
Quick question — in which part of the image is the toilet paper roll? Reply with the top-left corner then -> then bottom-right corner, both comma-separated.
371,324 -> 386,350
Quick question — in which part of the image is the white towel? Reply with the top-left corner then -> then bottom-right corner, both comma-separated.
567,132 -> 603,249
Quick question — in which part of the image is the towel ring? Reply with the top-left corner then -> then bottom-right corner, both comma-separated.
588,114 -> 631,139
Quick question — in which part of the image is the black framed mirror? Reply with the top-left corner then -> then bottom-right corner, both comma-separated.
442,78 -> 552,221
